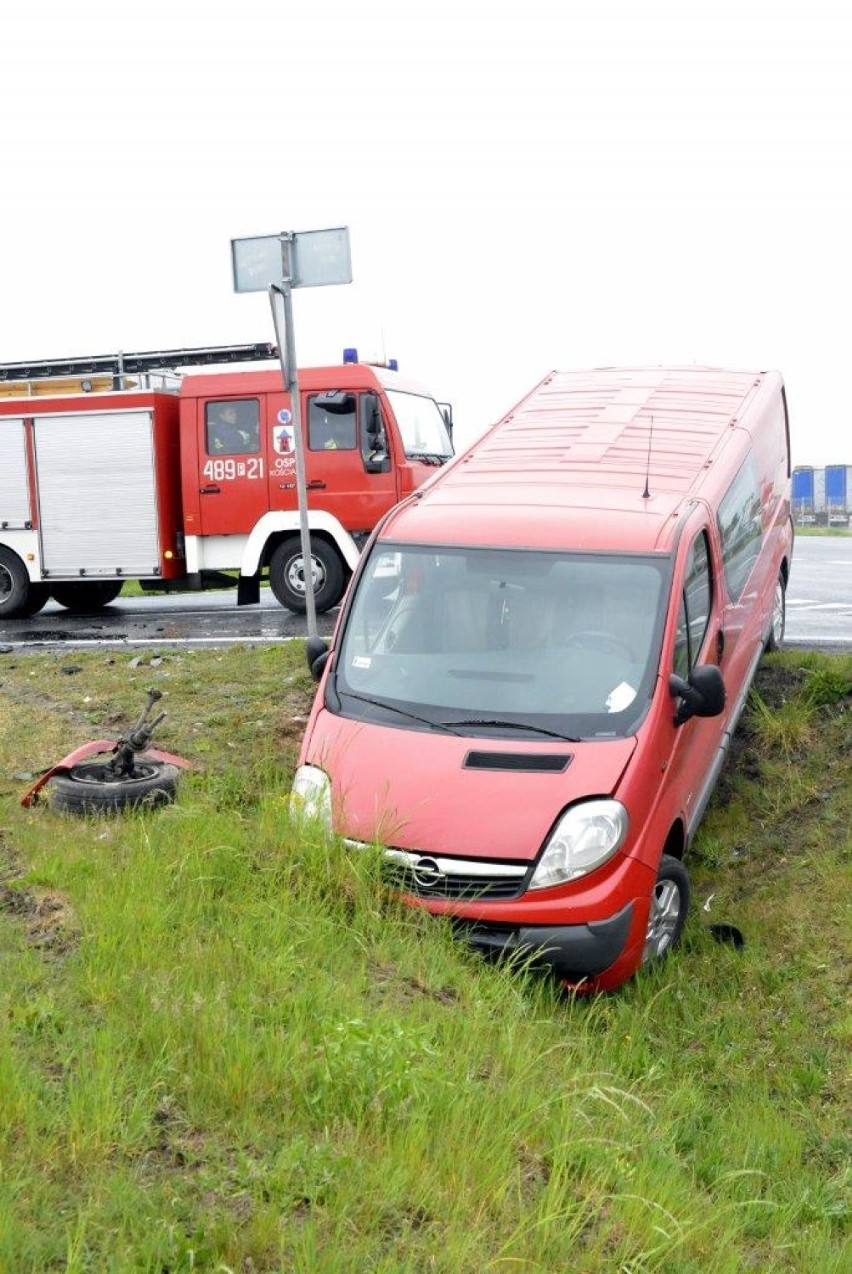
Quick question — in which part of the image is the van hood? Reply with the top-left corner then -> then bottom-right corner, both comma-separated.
304,710 -> 637,862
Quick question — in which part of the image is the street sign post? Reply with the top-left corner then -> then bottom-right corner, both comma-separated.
230,227 -> 352,638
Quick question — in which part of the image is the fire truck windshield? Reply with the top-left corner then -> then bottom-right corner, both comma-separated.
385,390 -> 453,463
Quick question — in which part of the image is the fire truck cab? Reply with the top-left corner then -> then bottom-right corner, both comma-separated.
179,358 -> 454,612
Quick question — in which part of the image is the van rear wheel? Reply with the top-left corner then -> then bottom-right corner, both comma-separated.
765,573 -> 786,651
643,855 -> 690,965
268,537 -> 345,614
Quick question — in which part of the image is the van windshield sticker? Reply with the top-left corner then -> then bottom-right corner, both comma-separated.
352,656 -> 372,669
606,682 -> 637,713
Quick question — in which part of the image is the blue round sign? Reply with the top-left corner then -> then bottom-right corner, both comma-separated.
277,408 -> 292,426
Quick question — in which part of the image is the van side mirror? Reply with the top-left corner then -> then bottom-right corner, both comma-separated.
305,635 -> 330,682
669,664 -> 726,726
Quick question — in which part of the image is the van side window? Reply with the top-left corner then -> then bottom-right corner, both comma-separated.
718,457 -> 762,601
673,531 -> 713,676
205,399 -> 260,456
308,393 -> 357,451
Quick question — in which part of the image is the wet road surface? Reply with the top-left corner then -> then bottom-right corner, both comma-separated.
0,587 -> 338,652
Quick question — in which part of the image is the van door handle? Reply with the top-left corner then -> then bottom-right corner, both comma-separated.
199,485 -> 221,494
716,629 -> 725,661
307,479 -> 327,490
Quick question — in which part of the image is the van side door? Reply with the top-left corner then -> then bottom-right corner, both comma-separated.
716,454 -> 766,695
666,526 -> 729,840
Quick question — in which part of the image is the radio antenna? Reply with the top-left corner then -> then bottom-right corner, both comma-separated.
642,415 -> 655,500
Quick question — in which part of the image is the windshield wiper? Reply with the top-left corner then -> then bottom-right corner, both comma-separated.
339,689 -> 463,735
438,718 -> 580,742
407,450 -> 447,465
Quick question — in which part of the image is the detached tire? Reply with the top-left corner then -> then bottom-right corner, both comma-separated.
268,536 -> 345,614
51,581 -> 124,612
643,854 -> 690,966
49,759 -> 180,814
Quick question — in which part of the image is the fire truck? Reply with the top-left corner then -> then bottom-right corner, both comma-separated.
0,343 -> 454,619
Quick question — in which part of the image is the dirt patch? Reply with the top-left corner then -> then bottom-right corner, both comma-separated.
0,832 -> 79,960
747,660 -> 807,711
274,712 -> 311,748
367,959 -> 460,1007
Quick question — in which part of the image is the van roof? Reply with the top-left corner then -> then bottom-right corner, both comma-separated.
385,366 -> 773,555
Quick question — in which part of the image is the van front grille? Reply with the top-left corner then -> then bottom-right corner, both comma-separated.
382,849 -> 528,901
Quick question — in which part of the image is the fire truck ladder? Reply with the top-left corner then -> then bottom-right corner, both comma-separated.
0,342 -> 278,383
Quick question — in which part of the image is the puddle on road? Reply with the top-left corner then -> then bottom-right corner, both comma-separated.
14,629 -> 128,643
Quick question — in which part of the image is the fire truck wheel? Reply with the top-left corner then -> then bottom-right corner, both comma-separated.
268,537 -> 345,614
0,548 -> 46,619
50,581 -> 124,613
48,759 -> 181,815
21,584 -> 51,617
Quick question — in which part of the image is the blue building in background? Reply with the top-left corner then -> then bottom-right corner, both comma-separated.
792,465 -> 852,524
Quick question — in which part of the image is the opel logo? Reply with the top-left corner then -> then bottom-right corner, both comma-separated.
412,856 -> 444,889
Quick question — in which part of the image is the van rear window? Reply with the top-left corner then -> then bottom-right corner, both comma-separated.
718,457 -> 762,602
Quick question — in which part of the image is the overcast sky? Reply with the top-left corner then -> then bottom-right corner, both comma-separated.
3,1 -> 851,464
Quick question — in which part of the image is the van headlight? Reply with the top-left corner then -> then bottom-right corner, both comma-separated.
291,765 -> 332,829
529,800 -> 628,889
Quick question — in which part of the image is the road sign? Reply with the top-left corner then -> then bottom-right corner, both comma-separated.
230,228 -> 351,292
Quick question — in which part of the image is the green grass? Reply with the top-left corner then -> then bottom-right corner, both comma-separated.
0,646 -> 849,1271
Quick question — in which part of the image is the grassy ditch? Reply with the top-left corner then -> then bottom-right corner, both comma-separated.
0,645 -> 849,1273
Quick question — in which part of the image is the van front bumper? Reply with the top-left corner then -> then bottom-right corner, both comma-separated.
451,901 -> 634,980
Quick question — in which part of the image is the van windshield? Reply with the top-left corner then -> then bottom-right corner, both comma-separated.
385,390 -> 453,462
334,543 -> 671,739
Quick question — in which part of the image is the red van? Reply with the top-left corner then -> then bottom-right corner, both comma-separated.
293,367 -> 793,991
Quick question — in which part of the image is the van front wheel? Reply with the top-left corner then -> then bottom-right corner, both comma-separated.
268,537 -> 345,614
765,573 -> 786,651
643,855 -> 690,965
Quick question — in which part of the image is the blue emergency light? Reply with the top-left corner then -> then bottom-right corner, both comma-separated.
342,348 -> 399,371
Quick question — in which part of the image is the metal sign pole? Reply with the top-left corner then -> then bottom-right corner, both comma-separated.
231,225 -> 351,641
269,236 -> 317,639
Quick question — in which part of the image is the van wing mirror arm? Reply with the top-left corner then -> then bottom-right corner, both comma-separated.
305,635 -> 330,682
669,666 -> 726,725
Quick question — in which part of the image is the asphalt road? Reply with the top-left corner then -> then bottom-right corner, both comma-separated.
783,534 -> 852,649
1,534 -> 849,653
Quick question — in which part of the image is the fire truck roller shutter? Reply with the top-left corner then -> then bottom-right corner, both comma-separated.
33,411 -> 161,577
0,418 -> 31,528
